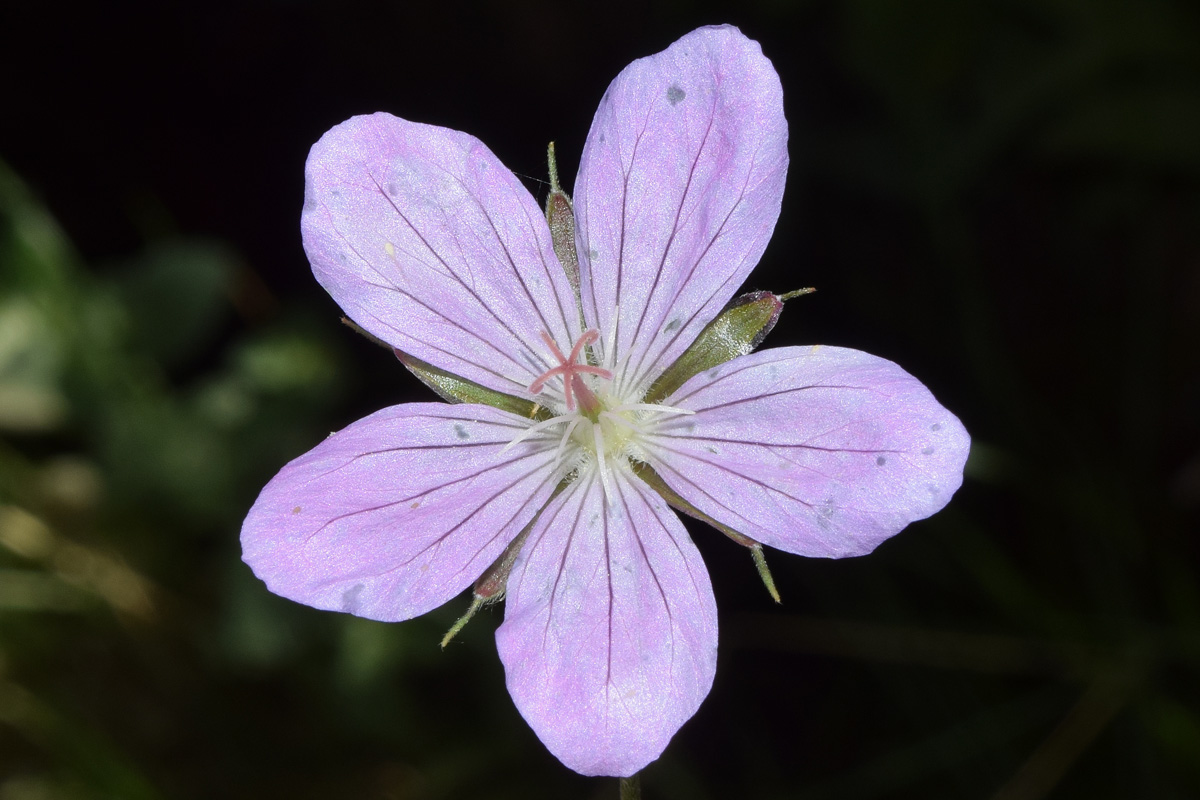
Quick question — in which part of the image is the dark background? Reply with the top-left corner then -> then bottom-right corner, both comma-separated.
1,0 -> 1198,798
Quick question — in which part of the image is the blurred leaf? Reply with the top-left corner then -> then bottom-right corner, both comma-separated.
95,390 -> 238,523
336,617 -> 414,688
110,240 -> 238,368
1142,694 -> 1200,783
0,677 -> 162,800
233,327 -> 339,395
214,562 -> 305,669
801,688 -> 1063,800
0,161 -> 78,305
0,569 -> 91,612
0,297 -> 69,432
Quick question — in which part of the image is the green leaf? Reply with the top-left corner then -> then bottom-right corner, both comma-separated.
111,240 -> 238,367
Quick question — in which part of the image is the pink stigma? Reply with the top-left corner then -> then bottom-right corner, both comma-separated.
528,329 -> 613,411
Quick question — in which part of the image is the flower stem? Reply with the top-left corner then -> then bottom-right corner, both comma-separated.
618,774 -> 641,800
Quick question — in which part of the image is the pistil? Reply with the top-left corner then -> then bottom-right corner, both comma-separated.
528,329 -> 612,418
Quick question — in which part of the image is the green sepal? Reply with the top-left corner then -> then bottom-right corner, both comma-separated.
633,462 -> 781,603
645,290 -> 797,404
337,317 -> 550,420
393,348 -> 551,421
441,481 -> 567,647
544,142 -> 584,323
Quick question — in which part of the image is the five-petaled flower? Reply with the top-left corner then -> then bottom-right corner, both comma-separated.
242,25 -> 970,777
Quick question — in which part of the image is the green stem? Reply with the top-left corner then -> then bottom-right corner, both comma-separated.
618,774 -> 641,800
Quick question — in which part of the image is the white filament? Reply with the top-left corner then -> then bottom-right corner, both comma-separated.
511,321 -> 696,504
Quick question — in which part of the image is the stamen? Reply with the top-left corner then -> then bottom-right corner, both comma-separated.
501,414 -> 574,454
554,416 -> 582,466
608,402 -> 695,417
605,306 -> 621,392
593,422 -> 613,502
599,410 -> 640,435
605,306 -> 619,368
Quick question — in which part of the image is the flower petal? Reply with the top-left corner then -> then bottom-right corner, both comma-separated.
496,463 -> 718,777
241,403 -> 560,621
574,25 -> 788,398
648,347 -> 970,557
303,113 -> 580,397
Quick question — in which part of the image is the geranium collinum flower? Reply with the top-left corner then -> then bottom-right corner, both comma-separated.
241,25 -> 970,777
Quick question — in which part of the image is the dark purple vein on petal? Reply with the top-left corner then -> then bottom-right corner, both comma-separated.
624,133 -> 780,395
612,123 -> 648,371
326,214 -> 532,387
645,454 -> 852,553
303,447 -> 556,543
541,477 -> 588,650
647,435 -> 846,486
302,412 -> 551,487
674,381 -> 881,413
647,431 -> 904,456
360,306 -> 526,388
307,458 -> 558,579
366,173 -> 554,376
626,159 -> 757,394
602,475 -> 615,706
580,141 -> 602,348
393,467 -> 562,584
651,442 -> 906,524
441,163 -> 571,345
312,466 -> 558,589
300,412 -> 551,483
629,466 -> 710,619
624,100 -> 718,391
306,433 -> 554,489
649,442 -> 819,510
511,177 -> 578,340
615,471 -> 678,682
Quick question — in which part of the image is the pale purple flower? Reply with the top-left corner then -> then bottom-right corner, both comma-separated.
241,25 -> 969,777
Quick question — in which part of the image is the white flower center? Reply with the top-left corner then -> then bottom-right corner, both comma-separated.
506,328 -> 693,498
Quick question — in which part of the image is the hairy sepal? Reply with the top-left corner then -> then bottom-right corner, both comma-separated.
395,348 -> 551,420
644,291 -> 783,404
634,462 -> 781,602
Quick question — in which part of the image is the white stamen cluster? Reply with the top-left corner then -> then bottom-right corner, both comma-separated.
504,328 -> 693,499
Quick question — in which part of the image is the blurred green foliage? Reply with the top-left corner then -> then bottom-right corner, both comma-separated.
1,0 -> 1199,798
0,159 -> 597,798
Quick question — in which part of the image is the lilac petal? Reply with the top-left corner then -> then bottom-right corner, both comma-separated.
574,25 -> 788,398
303,113 -> 580,397
496,464 -> 718,777
648,347 -> 970,558
241,403 -> 560,621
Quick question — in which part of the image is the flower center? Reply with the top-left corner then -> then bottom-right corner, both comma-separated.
508,329 -> 694,498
